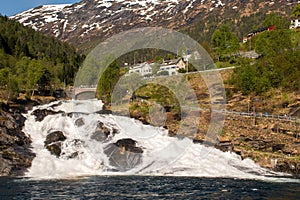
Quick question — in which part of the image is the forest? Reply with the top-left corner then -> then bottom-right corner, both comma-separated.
0,16 -> 84,100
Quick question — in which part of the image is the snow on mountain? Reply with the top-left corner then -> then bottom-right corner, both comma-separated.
11,0 -> 298,51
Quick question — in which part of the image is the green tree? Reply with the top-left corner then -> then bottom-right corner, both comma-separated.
263,12 -> 289,29
255,30 -> 292,57
97,61 -> 121,103
211,25 -> 239,60
291,4 -> 300,18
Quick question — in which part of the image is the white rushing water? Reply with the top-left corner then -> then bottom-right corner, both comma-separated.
23,100 -> 291,181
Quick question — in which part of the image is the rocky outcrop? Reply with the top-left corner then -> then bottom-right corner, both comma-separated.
31,109 -> 64,122
274,159 -> 300,176
44,131 -> 67,157
104,138 -> 143,171
0,103 -> 35,176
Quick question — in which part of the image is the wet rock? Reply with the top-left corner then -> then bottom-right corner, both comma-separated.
75,118 -> 85,127
215,142 -> 234,152
91,131 -> 108,142
46,143 -> 62,157
104,138 -> 143,171
44,131 -> 67,157
0,103 -> 35,176
115,138 -> 143,153
31,109 -> 64,122
44,131 -> 66,145
274,160 -> 300,175
92,121 -> 114,141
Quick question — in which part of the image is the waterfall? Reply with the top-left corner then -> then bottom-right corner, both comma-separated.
23,100 -> 288,180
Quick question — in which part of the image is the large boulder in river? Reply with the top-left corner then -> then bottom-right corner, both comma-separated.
31,109 -> 64,122
44,131 -> 66,157
91,121 -> 119,142
104,138 -> 143,171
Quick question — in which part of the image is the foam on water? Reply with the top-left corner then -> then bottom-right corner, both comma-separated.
23,100 -> 295,181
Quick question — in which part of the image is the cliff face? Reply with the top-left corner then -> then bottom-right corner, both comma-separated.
0,103 -> 35,176
11,0 -> 298,51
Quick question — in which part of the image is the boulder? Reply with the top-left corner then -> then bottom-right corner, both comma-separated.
75,118 -> 85,127
115,138 -> 143,153
44,131 -> 66,157
274,160 -> 300,175
31,109 -> 64,122
45,143 -> 62,157
44,131 -> 66,145
91,131 -> 108,142
0,103 -> 35,176
104,138 -> 143,171
272,144 -> 285,152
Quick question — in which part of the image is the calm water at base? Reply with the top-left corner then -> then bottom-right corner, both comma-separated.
0,176 -> 300,199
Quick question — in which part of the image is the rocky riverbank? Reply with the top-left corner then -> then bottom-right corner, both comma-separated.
118,71 -> 300,177
0,94 -> 66,176
0,101 -> 35,176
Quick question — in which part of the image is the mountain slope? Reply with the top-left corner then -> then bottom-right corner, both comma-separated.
12,0 -> 299,52
0,16 -> 84,99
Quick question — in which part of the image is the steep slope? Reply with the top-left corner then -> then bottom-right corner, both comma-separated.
12,0 -> 299,52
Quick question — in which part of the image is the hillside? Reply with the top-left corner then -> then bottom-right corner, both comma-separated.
11,0 -> 299,52
0,16 -> 84,100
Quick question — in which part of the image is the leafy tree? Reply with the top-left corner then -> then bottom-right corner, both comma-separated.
263,12 -> 289,29
211,25 -> 239,60
291,4 -> 300,18
255,30 -> 292,57
97,61 -> 121,103
0,15 -> 84,98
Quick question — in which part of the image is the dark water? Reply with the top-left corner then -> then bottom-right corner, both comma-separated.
0,176 -> 300,199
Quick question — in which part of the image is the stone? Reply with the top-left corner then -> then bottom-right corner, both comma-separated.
31,109 -> 64,122
44,131 -> 67,157
46,143 -> 62,157
44,131 -> 66,145
75,118 -> 85,127
0,103 -> 35,176
91,131 -> 108,142
104,138 -> 143,171
272,144 -> 285,152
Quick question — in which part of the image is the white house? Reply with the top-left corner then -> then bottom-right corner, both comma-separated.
157,58 -> 186,76
128,62 -> 153,77
290,17 -> 300,29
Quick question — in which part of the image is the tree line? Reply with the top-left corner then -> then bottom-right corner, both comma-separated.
0,16 -> 85,100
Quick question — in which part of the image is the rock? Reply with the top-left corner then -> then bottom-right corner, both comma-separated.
0,103 -> 35,176
91,121 -> 114,141
215,142 -> 234,152
44,131 -> 66,145
274,160 -> 300,175
104,138 -> 143,171
272,144 -> 285,152
46,143 -> 62,157
44,131 -> 67,157
115,138 -> 144,154
91,131 -> 108,142
75,118 -> 85,127
31,109 -> 64,122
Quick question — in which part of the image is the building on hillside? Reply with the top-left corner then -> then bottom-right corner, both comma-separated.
290,17 -> 300,29
128,62 -> 153,77
157,58 -> 186,76
243,25 -> 275,43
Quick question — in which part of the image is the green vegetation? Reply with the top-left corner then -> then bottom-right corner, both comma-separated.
0,16 -> 84,100
96,61 -> 121,103
211,25 -> 239,61
231,34 -> 300,95
291,4 -> 300,18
